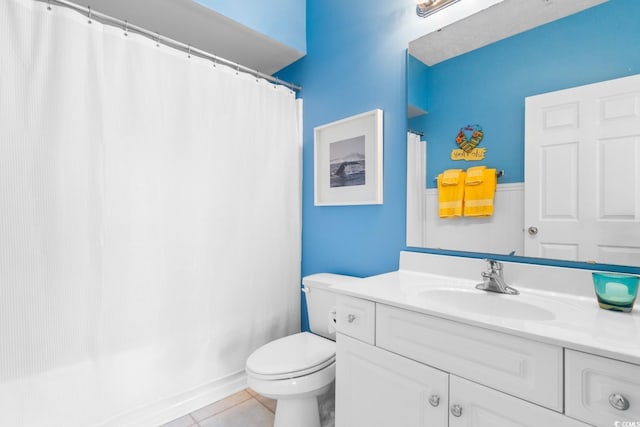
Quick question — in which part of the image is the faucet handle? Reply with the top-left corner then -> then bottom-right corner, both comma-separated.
484,259 -> 502,273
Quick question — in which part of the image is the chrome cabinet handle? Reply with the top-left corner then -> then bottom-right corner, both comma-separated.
450,404 -> 463,417
347,314 -> 356,323
609,393 -> 630,411
428,394 -> 440,407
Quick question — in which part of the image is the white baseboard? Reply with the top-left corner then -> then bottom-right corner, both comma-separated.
99,371 -> 248,427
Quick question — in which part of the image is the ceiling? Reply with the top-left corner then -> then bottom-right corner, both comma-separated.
80,0 -> 607,74
85,0 -> 304,75
410,0 -> 608,66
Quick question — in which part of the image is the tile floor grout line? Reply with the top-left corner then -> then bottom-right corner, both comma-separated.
194,394 -> 255,424
188,413 -> 200,427
254,398 -> 276,414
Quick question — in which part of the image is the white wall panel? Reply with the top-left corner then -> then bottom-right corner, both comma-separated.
423,183 -> 524,256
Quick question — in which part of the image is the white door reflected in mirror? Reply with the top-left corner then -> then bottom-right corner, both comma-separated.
524,74 -> 640,266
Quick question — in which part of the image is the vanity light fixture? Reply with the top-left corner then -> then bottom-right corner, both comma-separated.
416,0 -> 461,18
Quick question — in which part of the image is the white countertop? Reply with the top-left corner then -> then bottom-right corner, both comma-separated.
329,269 -> 640,366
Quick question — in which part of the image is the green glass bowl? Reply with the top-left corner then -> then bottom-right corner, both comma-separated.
592,272 -> 639,313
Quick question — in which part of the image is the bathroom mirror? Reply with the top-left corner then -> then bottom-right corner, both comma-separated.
406,0 -> 640,268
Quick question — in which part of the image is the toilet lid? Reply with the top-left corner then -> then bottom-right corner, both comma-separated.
246,332 -> 335,379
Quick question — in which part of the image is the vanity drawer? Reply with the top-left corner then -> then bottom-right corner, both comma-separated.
376,304 -> 563,411
565,349 -> 640,427
336,295 -> 375,345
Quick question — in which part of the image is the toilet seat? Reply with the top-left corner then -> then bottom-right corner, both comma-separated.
246,332 -> 336,380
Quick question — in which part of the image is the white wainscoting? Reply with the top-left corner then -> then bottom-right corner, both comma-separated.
421,183 -> 524,256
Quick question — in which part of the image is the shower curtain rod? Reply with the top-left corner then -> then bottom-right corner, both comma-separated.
37,0 -> 302,92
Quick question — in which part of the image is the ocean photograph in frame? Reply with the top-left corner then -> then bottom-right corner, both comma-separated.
314,109 -> 383,206
329,135 -> 365,188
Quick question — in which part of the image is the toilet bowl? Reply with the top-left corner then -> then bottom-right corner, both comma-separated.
245,273 -> 356,427
246,332 -> 335,427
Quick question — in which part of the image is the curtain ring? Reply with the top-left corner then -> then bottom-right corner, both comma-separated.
87,6 -> 92,24
155,33 -> 160,47
273,77 -> 279,89
187,46 -> 191,58
236,65 -> 239,75
124,20 -> 128,37
47,0 -> 52,10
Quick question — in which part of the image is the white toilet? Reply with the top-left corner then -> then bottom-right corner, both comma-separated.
246,273 -> 355,427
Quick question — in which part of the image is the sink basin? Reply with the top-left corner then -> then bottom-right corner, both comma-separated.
416,288 -> 556,321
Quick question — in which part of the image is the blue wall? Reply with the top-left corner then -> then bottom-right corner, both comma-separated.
194,0 -> 306,53
407,54 -> 430,117
278,0 -> 640,329
277,0 -> 422,280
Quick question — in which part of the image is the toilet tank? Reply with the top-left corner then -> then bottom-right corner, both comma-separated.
302,273 -> 358,340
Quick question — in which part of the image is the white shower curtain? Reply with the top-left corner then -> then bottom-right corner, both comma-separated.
0,1 -> 301,426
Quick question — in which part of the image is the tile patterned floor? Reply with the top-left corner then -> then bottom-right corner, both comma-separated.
160,389 -> 276,427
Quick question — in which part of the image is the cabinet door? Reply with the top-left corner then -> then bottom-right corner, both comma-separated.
449,376 -> 588,427
336,333 -> 448,427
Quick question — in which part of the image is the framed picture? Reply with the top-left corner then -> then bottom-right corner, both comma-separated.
314,109 -> 383,206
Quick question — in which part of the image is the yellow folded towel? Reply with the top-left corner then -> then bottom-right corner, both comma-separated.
437,169 -> 466,218
463,167 -> 496,217
465,165 -> 486,185
441,169 -> 464,185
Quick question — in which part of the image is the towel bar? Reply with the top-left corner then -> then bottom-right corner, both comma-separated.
434,170 -> 504,182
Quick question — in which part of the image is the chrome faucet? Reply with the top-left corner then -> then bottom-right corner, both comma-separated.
475,259 -> 519,295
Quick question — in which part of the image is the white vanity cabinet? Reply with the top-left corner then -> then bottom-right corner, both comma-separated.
335,295 -> 590,427
336,333 -> 585,427
336,333 -> 448,427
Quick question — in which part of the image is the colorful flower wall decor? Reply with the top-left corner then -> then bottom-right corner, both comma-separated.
451,124 -> 486,161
